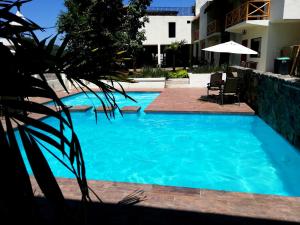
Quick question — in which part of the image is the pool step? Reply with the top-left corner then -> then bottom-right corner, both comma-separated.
120,106 -> 141,113
166,78 -> 190,88
47,105 -> 72,112
69,105 -> 92,112
95,106 -> 116,112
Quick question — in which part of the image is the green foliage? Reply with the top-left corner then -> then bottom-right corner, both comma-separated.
128,67 -> 169,78
168,70 -> 188,78
58,0 -> 151,72
165,40 -> 186,52
190,65 -> 227,74
127,68 -> 188,79
165,40 -> 187,71
141,67 -> 169,78
58,0 -> 125,74
121,0 -> 151,69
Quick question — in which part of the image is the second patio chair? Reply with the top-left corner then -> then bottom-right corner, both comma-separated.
207,72 -> 223,96
219,78 -> 240,105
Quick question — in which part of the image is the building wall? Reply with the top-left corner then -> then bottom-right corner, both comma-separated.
199,4 -> 207,41
271,0 -> 300,20
270,0 -> 285,21
143,16 -> 193,46
195,0 -> 202,16
283,0 -> 300,19
266,22 -> 300,72
235,26 -> 268,71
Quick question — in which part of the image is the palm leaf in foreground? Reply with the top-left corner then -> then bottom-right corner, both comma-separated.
0,0 -> 144,223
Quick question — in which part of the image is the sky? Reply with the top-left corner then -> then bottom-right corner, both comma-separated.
17,0 -> 196,41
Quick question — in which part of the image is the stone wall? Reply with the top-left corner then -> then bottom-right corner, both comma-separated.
232,66 -> 300,149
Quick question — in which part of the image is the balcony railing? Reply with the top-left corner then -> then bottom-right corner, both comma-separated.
207,20 -> 220,36
225,0 -> 270,28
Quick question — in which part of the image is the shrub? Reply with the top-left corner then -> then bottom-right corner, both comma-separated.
189,65 -> 227,74
128,67 -> 169,78
168,69 -> 188,78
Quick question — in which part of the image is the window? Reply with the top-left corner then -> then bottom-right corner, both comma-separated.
187,20 -> 191,24
169,22 -> 176,38
250,37 -> 261,58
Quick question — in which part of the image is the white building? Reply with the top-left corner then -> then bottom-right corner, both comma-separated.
143,7 -> 194,67
227,0 -> 300,72
194,0 -> 300,73
192,0 -> 216,65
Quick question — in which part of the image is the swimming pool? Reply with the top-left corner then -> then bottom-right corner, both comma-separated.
23,92 -> 300,196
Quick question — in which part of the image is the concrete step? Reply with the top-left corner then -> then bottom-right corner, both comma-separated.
166,78 -> 190,85
165,84 -> 192,88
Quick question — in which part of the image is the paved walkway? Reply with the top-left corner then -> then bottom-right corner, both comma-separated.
31,177 -> 300,224
145,88 -> 254,115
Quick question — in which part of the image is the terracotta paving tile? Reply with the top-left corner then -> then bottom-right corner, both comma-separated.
69,105 -> 92,112
30,177 -> 300,223
145,88 -> 255,115
46,105 -> 72,112
95,106 -> 116,112
120,106 -> 141,113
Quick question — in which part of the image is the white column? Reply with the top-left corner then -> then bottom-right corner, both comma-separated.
157,43 -> 161,67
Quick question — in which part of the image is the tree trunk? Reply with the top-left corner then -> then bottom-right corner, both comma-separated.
133,57 -> 137,72
172,53 -> 176,71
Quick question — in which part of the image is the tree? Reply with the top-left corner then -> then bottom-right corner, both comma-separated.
165,40 -> 186,71
0,0 -> 135,224
58,0 -> 152,74
58,0 -> 126,75
121,0 -> 152,71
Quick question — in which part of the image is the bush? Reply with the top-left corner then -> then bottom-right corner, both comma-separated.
189,65 -> 227,74
128,67 -> 169,78
168,69 -> 188,78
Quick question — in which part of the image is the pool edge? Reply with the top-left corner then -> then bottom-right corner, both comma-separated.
30,176 -> 300,223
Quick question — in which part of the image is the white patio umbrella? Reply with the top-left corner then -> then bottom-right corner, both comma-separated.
203,41 -> 258,55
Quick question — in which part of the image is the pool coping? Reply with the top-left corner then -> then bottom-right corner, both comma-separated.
30,177 -> 300,223
144,109 -> 255,115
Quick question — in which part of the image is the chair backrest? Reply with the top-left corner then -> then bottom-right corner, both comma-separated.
226,71 -> 238,78
223,78 -> 239,94
210,72 -> 223,86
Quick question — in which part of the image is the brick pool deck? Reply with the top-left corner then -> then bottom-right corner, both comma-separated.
3,88 -> 300,224
31,177 -> 300,224
144,88 -> 254,114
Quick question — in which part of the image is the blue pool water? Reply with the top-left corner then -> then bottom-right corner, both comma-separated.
22,92 -> 300,196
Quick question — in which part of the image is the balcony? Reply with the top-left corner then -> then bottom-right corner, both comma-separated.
225,0 -> 270,29
207,20 -> 220,36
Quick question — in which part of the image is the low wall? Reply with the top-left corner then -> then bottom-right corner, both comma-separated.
188,73 -> 226,88
232,66 -> 300,149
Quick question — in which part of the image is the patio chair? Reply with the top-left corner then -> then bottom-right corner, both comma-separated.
207,72 -> 223,96
219,78 -> 240,105
226,71 -> 238,78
